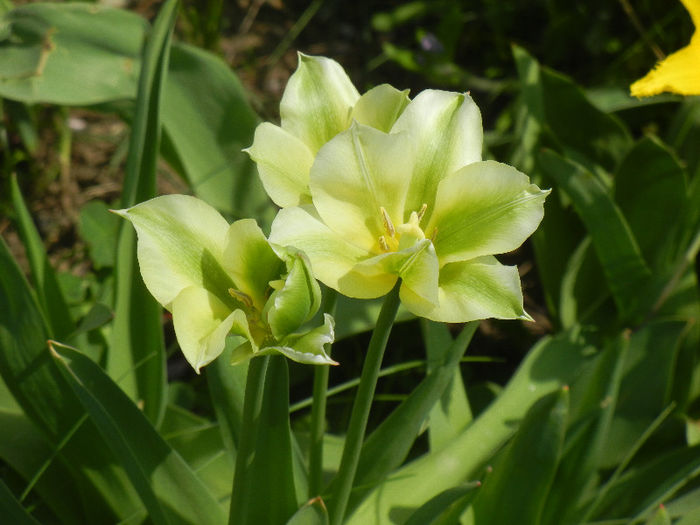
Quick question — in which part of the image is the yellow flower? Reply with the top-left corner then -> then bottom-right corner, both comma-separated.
631,0 -> 700,96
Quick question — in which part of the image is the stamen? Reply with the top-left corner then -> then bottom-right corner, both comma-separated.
379,236 -> 390,252
229,288 -> 253,308
430,227 -> 438,242
380,207 -> 395,237
417,203 -> 428,222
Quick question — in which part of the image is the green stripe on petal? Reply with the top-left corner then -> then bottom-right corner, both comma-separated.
272,314 -> 338,366
265,251 -> 321,339
391,90 -> 484,220
428,160 -> 549,265
270,205 -> 396,299
172,286 -> 239,373
280,53 -> 359,154
113,194 -> 235,309
311,124 -> 415,252
223,219 -> 283,310
246,122 -> 314,207
401,256 -> 529,323
351,84 -> 410,132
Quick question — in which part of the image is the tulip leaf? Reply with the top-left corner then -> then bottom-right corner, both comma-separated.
0,237 -> 144,521
404,482 -> 480,525
9,174 -> 74,339
347,328 -> 594,523
286,497 -> 329,525
537,149 -> 653,322
109,0 -> 178,424
471,388 -> 569,525
50,341 -> 226,525
0,477 -> 42,525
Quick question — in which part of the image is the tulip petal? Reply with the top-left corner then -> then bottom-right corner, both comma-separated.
631,0 -> 700,97
270,205 -> 396,298
265,250 -> 321,339
245,122 -> 315,207
271,314 -> 338,366
630,40 -> 700,97
172,286 -> 239,373
351,84 -> 410,132
400,256 -> 530,323
113,195 -> 235,309
280,53 -> 360,154
223,219 -> 283,310
428,161 -> 549,265
354,239 -> 439,306
391,90 -> 483,218
311,124 -> 415,251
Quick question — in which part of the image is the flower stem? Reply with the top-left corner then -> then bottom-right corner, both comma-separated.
228,355 -> 270,525
329,281 -> 402,525
309,288 -> 338,498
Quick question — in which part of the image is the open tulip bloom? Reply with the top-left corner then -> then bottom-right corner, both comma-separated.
249,55 -> 550,323
114,195 -> 336,372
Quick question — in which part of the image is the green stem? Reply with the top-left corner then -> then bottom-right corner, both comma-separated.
309,288 -> 338,498
329,282 -> 402,525
228,355 -> 270,525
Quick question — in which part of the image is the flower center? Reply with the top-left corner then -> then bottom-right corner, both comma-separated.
378,204 -> 434,253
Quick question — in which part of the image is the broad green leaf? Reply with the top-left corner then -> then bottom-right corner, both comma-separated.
50,341 -> 226,525
10,174 -> 74,339
286,497 -> 329,525
614,137 -> 689,270
0,3 -> 144,104
0,477 -> 41,525
342,322 -> 478,513
109,0 -> 178,424
472,388 -> 569,525
404,482 -> 480,525
347,328 -> 594,524
162,44 -> 267,219
0,237 -> 143,521
537,149 -> 653,322
422,320 -> 472,451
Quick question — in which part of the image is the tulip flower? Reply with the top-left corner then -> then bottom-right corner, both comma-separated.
114,195 -> 336,372
246,53 -> 410,207
267,90 -> 549,323
631,0 -> 700,96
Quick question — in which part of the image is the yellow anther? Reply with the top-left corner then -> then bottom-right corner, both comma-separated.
417,203 -> 428,222
379,236 -> 390,252
380,207 -> 395,237
229,288 -> 253,308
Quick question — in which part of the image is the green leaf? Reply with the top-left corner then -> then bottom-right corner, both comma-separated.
347,328 -> 594,524
342,322 -> 478,513
286,497 -> 329,525
10,174 -> 74,339
162,43 -> 267,219
0,3 -> 145,104
50,341 -> 226,525
0,477 -> 41,525
472,388 -> 569,525
245,356 -> 299,524
0,237 -> 143,521
537,149 -> 653,322
403,483 -> 479,525
79,200 -> 121,270
614,137 -> 689,270
109,0 -> 178,424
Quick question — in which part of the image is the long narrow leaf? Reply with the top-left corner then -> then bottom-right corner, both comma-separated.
9,174 -> 73,339
537,149 -> 653,322
0,478 -> 41,525
50,341 -> 226,525
109,0 -> 178,424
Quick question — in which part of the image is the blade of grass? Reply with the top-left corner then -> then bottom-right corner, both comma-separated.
109,0 -> 179,425
0,477 -> 41,525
